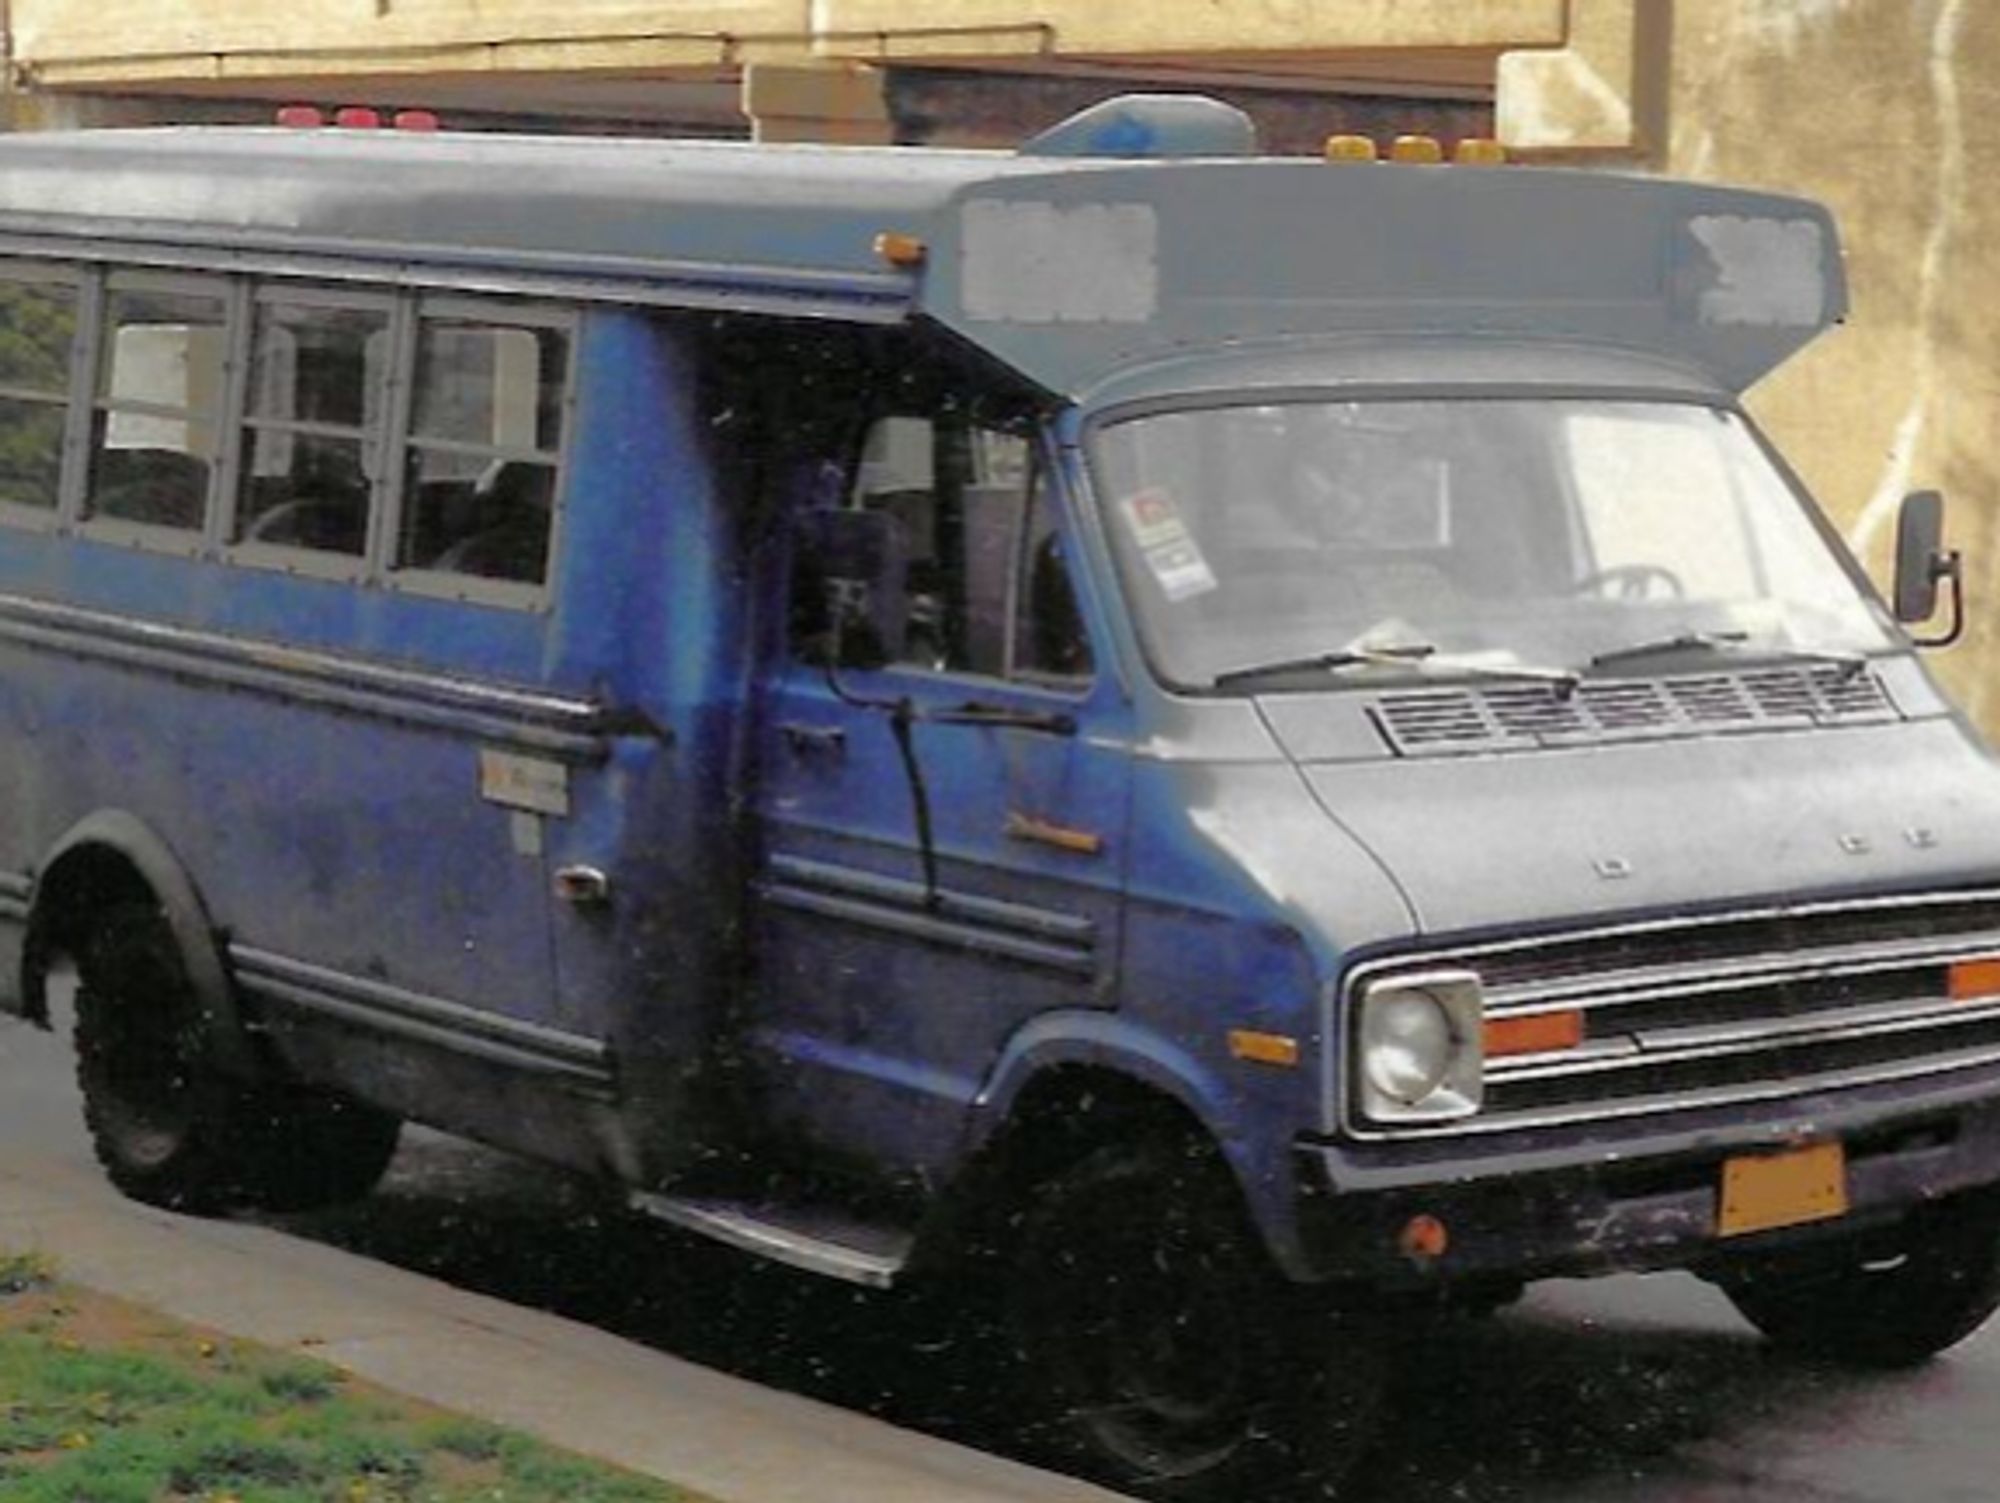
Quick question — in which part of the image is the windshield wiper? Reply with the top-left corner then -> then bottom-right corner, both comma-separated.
1212,642 -> 1582,697
1212,642 -> 1436,688
1587,630 -> 1867,679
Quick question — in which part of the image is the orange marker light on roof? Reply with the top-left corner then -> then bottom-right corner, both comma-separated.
1949,957 -> 2000,1002
1390,135 -> 1444,164
873,232 -> 928,268
1485,1009 -> 1586,1058
1324,134 -> 1378,163
1454,138 -> 1508,166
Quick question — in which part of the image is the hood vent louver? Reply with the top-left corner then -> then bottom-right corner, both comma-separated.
1375,667 -> 1894,756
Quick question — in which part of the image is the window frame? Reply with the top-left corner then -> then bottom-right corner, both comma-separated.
376,295 -> 579,613
0,261 -> 87,534
0,264 -> 581,617
77,269 -> 240,558
220,283 -> 400,584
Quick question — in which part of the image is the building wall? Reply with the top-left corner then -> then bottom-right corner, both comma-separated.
1659,0 -> 2000,729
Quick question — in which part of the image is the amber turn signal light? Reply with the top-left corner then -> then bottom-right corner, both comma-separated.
1484,1009 -> 1585,1057
1227,1029 -> 1300,1068
1948,957 -> 2000,1002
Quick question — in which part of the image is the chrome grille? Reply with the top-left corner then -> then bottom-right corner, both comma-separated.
1374,667 -> 1895,756
1342,890 -> 2000,1139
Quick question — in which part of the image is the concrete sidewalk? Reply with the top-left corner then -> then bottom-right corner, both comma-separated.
0,1070 -> 1119,1503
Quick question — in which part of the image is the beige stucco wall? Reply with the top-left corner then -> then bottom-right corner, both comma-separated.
5,0 -> 1557,82
1656,0 -> 2000,730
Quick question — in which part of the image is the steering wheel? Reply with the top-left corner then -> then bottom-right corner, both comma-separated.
1574,563 -> 1687,601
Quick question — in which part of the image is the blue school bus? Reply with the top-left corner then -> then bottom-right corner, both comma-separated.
1,93 -> 1998,1493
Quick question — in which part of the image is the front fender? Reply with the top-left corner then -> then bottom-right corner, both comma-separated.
970,1009 -> 1315,1279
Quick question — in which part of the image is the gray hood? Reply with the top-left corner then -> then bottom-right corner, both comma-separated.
1269,710 -> 2000,938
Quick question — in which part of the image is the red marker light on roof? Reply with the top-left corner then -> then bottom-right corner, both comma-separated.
393,110 -> 441,132
275,106 -> 326,129
333,107 -> 383,130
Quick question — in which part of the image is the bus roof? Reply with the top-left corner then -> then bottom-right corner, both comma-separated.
0,121 -> 1844,398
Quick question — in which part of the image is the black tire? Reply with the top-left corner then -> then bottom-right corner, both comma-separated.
73,900 -> 398,1214
1009,1141 -> 1387,1499
1720,1191 -> 2000,1367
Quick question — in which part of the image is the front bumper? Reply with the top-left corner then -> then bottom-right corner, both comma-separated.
1294,1064 -> 2000,1289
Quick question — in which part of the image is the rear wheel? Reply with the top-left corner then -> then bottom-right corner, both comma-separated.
1009,1141 -> 1386,1498
1719,1191 -> 2000,1367
73,900 -> 398,1213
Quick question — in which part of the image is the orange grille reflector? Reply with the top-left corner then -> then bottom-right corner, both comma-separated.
1228,1029 -> 1300,1068
1484,1010 -> 1585,1058
1949,958 -> 2000,1002
1398,1214 -> 1450,1261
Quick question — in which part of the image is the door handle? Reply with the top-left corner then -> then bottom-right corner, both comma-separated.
781,722 -> 846,756
554,865 -> 612,906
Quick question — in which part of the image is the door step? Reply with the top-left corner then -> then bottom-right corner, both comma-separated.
629,1189 -> 916,1289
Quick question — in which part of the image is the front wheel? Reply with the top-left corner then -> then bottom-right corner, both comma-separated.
1009,1141 -> 1387,1498
1718,1191 -> 2000,1367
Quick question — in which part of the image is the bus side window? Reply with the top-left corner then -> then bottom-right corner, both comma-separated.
233,298 -> 389,559
85,280 -> 229,534
0,272 -> 78,518
396,314 -> 568,587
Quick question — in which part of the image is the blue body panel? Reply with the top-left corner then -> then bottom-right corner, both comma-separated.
746,441 -> 1136,1180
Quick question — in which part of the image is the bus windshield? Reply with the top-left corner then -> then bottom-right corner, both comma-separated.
1089,398 -> 1895,692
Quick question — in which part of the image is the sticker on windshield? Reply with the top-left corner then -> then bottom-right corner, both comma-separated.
1119,488 -> 1218,601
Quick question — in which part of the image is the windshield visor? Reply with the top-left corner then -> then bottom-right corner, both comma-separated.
1090,398 -> 1894,691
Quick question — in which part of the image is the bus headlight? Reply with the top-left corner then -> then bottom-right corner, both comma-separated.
1355,971 -> 1484,1122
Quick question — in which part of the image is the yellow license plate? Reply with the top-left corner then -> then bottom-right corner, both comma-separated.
1717,1142 -> 1849,1239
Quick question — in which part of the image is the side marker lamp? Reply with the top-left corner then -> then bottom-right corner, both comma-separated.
873,232 -> 928,268
1324,134 -> 1378,163
1484,1009 -> 1585,1058
1389,134 -> 1444,164
1229,1029 -> 1300,1068
1454,138 -> 1507,166
1949,957 -> 2000,1002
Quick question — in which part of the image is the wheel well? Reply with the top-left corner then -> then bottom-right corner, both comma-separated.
22,846 -> 157,1024
927,1065 -> 1230,1269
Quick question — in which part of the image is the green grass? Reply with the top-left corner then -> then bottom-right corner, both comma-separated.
0,1273 -> 693,1503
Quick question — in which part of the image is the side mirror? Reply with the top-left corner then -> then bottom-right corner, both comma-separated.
1893,489 -> 1964,647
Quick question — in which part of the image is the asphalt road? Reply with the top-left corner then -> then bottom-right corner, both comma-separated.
5,1007 -> 1999,1502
